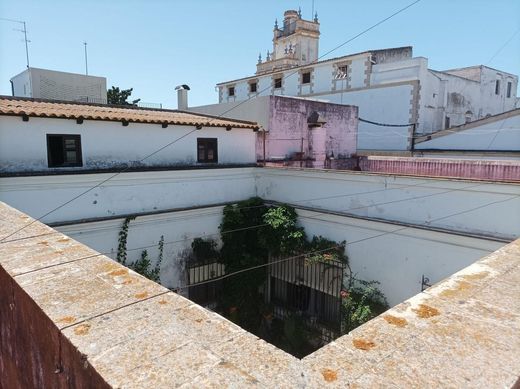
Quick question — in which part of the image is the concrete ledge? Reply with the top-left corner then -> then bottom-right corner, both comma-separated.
1,201 -> 519,387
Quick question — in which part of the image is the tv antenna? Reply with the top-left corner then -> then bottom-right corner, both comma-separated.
83,41 -> 88,75
0,18 -> 30,68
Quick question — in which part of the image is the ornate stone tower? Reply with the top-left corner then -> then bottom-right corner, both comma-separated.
256,9 -> 320,75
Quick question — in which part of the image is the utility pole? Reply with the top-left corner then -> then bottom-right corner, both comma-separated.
83,42 -> 88,75
0,18 -> 30,68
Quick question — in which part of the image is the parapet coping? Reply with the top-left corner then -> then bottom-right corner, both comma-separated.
1,201 -> 519,387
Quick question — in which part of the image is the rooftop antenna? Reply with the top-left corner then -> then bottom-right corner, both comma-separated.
311,0 -> 315,20
83,41 -> 88,75
0,18 -> 30,67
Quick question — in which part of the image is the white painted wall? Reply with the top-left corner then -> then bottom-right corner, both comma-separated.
56,206 -> 225,291
2,167 -> 517,238
189,96 -> 271,130
479,67 -> 518,115
10,67 -> 107,102
349,57 -> 368,89
0,116 -> 256,173
10,70 -> 32,97
55,202 -> 504,307
0,168 -> 257,224
416,111 -> 520,151
370,57 -> 422,85
296,209 -> 503,306
1,165 -> 516,308
217,50 -> 518,150
315,85 -> 413,150
256,168 -> 520,240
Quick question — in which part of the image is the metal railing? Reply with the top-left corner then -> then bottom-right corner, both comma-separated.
137,101 -> 163,109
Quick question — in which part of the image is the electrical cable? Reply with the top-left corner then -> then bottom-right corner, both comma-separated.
10,179 -> 513,278
0,0 -> 423,243
3,174 -> 478,244
169,193 -> 519,291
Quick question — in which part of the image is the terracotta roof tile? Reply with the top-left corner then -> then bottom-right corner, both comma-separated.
0,96 -> 259,130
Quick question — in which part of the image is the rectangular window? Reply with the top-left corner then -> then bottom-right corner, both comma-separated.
228,86 -> 235,97
335,65 -> 348,79
274,77 -> 282,89
445,116 -> 450,129
47,134 -> 82,168
507,82 -> 512,98
301,71 -> 311,84
249,82 -> 257,93
197,138 -> 218,163
495,80 -> 500,95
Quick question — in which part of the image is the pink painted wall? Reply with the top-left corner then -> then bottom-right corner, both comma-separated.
359,156 -> 520,182
256,96 -> 358,168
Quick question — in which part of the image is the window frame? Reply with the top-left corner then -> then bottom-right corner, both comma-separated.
249,81 -> 258,93
335,65 -> 348,79
228,86 -> 235,97
197,138 -> 218,163
46,134 -> 83,168
301,71 -> 311,84
506,81 -> 512,98
495,80 -> 500,95
274,77 -> 282,89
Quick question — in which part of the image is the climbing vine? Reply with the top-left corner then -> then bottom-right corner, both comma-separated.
117,216 -> 135,265
215,198 -> 387,356
116,217 -> 164,283
116,198 -> 388,357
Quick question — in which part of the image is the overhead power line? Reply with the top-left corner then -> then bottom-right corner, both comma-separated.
11,179 -> 515,278
358,117 -> 416,127
0,0 -> 424,243
169,193 -> 518,291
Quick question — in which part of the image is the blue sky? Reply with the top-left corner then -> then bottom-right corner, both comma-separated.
1,0 -> 519,108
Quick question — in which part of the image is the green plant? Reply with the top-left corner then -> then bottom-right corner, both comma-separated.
191,238 -> 219,263
117,216 -> 136,265
304,236 -> 348,265
340,266 -> 389,333
116,217 -> 163,283
130,236 -> 163,283
261,205 -> 306,255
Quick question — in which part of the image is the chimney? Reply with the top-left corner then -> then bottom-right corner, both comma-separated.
175,84 -> 190,110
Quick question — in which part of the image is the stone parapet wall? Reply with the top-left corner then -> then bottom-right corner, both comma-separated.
359,156 -> 520,182
1,201 -> 519,387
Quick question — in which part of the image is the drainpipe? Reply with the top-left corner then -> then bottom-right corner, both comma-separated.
263,129 -> 266,166
410,122 -> 416,154
300,137 -> 304,168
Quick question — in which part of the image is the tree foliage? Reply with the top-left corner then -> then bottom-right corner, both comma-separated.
107,86 -> 141,105
130,236 -> 164,283
215,198 -> 388,347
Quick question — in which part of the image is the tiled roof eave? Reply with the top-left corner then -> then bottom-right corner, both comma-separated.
0,96 -> 259,130
0,111 -> 257,129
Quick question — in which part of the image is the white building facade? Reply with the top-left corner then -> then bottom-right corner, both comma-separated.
216,10 -> 518,151
0,96 -> 258,174
10,67 -> 108,104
